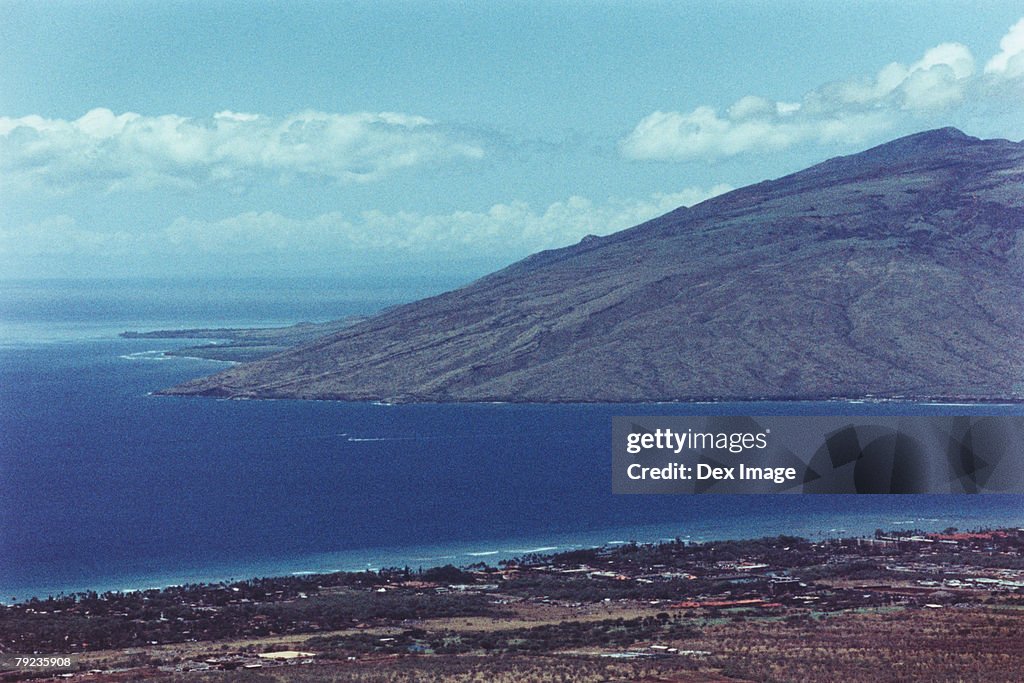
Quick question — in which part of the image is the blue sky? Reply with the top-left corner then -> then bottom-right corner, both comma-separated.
2,1 -> 1023,280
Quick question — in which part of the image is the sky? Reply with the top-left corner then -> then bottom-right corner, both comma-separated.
1,0 -> 1023,281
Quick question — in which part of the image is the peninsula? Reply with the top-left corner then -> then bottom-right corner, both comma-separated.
122,317 -> 365,363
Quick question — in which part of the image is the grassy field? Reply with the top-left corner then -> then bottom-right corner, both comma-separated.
26,603 -> 1021,683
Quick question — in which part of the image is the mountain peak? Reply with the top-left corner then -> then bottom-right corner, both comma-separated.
900,126 -> 972,142
864,126 -> 976,156
777,127 -> 1018,191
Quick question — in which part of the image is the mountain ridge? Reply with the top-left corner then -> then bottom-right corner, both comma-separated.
163,128 -> 1024,402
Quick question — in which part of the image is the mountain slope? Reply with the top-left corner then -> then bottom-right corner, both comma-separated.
164,128 -> 1024,402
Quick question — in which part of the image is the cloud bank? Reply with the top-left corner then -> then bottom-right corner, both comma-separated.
1,185 -> 731,269
0,109 -> 484,192
621,19 -> 1024,161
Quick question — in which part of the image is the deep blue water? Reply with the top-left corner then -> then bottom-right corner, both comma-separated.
1,279 -> 1022,601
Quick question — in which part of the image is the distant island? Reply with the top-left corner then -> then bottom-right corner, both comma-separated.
160,128 -> 1024,403
4,527 -> 1022,681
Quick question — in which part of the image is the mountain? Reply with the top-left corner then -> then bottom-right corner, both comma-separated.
163,128 -> 1024,402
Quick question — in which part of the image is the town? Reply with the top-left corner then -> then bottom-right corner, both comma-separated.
2,527 -> 1022,681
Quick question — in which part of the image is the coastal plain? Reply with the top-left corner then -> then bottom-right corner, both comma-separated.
4,529 -> 1023,682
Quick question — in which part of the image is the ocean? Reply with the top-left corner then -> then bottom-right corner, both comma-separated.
1,279 -> 1022,602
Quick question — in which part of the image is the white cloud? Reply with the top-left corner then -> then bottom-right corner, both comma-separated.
899,63 -> 968,111
620,108 -> 892,161
985,18 -> 1024,78
213,110 -> 260,122
0,109 -> 484,192
621,20 -> 1024,161
2,185 -> 732,264
727,96 -> 776,120
913,43 -> 975,80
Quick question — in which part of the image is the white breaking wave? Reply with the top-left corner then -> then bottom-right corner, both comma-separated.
119,349 -> 171,361
506,546 -> 560,554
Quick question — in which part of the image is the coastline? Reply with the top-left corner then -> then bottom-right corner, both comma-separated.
121,324 -> 1024,405
8,503 -> 1023,604
5,523 -> 1024,682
